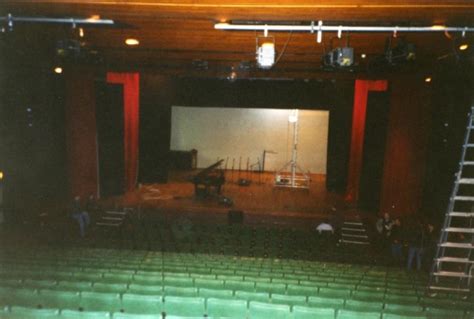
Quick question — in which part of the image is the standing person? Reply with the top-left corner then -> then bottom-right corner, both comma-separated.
71,196 -> 90,238
376,212 -> 393,258
423,223 -> 437,271
390,218 -> 403,267
407,220 -> 424,271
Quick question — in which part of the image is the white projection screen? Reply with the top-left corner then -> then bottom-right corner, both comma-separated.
170,106 -> 329,174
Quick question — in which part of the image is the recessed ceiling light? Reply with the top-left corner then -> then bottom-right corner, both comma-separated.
54,67 -> 63,74
459,43 -> 469,51
125,38 -> 139,46
425,77 -> 432,83
361,53 -> 366,59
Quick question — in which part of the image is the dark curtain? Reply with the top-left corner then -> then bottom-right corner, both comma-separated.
358,91 -> 390,211
345,80 -> 388,203
96,83 -> 124,197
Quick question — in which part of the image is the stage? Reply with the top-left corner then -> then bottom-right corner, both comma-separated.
100,170 -> 363,227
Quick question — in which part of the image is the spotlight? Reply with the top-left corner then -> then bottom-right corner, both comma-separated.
459,43 -> 469,51
361,53 -> 367,59
425,77 -> 432,83
125,38 -> 139,46
54,67 -> 63,74
0,171 -> 3,180
256,40 -> 275,69
385,38 -> 416,64
324,47 -> 354,67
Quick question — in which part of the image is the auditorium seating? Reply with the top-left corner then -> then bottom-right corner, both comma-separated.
0,247 -> 472,318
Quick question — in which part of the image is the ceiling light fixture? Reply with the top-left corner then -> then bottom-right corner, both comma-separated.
459,43 -> 469,51
256,27 -> 275,69
361,53 -> 367,59
425,77 -> 432,83
54,66 -> 63,74
125,38 -> 139,46
79,27 -> 84,38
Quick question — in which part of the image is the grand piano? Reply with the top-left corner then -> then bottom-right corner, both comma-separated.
192,159 -> 225,197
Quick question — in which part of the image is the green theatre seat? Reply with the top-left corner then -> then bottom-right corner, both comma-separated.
194,278 -> 224,290
307,296 -> 344,309
198,288 -> 233,299
162,277 -> 193,287
56,281 -> 93,292
225,280 -> 255,292
383,304 -> 424,316
248,301 -> 291,319
382,314 -> 427,319
352,290 -> 385,302
337,309 -> 381,319
112,313 -> 159,319
79,292 -> 122,312
424,307 -> 465,318
292,305 -> 335,319
22,279 -> 57,290
163,296 -> 205,317
128,284 -> 162,295
92,283 -> 128,294
6,306 -> 60,319
234,290 -> 270,303
132,275 -> 163,286
384,294 -> 419,305
255,282 -> 287,294
345,300 -> 383,312
58,309 -> 110,319
287,284 -> 318,297
121,293 -> 162,315
206,298 -> 247,318
0,287 -> 41,308
271,293 -> 307,307
319,287 -> 352,299
163,286 -> 198,297
38,289 -> 81,310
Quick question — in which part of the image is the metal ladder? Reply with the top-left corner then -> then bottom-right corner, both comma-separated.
428,107 -> 474,294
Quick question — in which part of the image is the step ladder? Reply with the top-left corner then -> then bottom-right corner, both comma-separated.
428,107 -> 474,294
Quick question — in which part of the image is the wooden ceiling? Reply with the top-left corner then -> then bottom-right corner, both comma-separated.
2,0 -> 474,79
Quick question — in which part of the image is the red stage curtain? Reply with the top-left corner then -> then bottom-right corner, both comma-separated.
106,72 -> 140,192
345,79 -> 388,202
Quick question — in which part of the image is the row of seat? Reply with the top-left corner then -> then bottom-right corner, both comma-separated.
1,259 -> 427,286
0,297 -> 466,318
0,278 -> 429,303
0,286 -> 469,317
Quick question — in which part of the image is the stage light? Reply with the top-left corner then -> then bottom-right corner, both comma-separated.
256,41 -> 275,69
54,66 -> 63,74
361,53 -> 367,59
459,43 -> 469,51
125,38 -> 139,46
288,110 -> 298,123
425,77 -> 432,83
324,47 -> 354,67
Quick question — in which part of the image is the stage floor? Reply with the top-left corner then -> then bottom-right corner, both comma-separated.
108,170 -> 356,223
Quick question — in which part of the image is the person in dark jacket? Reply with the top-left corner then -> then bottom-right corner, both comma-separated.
406,220 -> 425,271
390,218 -> 403,267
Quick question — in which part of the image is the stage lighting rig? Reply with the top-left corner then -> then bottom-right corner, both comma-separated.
323,47 -> 354,67
385,37 -> 416,65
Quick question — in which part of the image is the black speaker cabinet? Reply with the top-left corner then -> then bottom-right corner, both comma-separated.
228,210 -> 244,224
